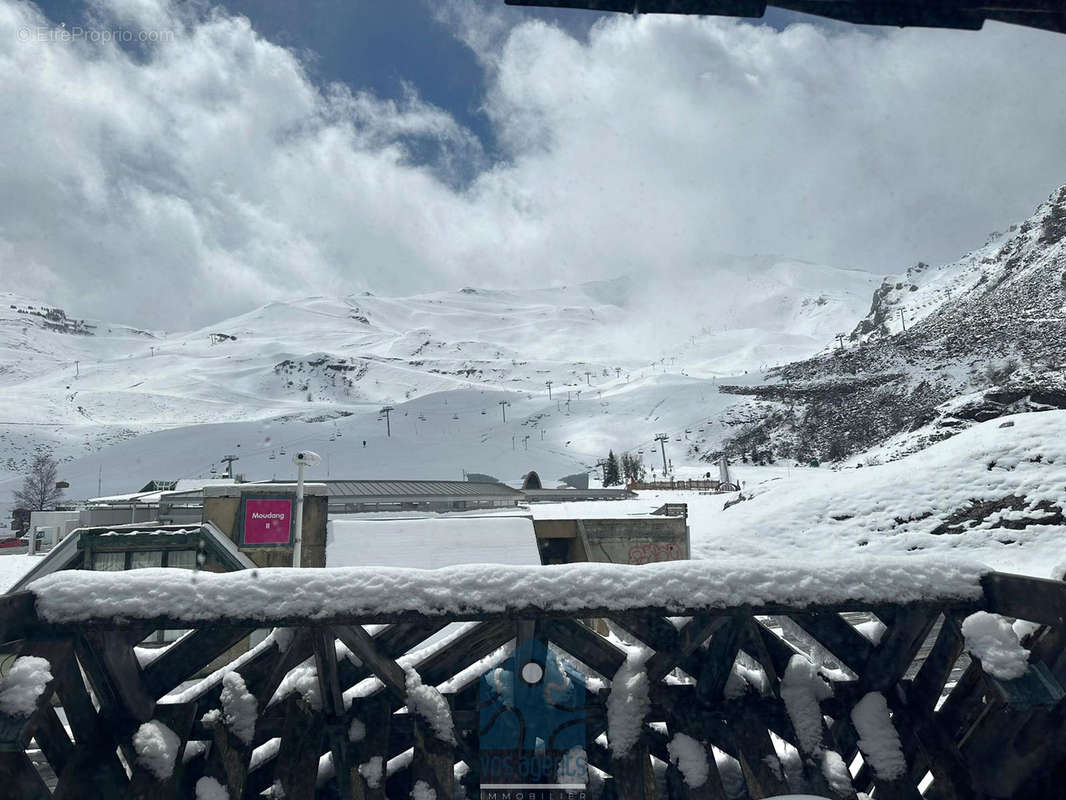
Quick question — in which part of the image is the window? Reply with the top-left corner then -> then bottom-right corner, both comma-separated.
167,550 -> 197,569
92,551 -> 125,571
130,550 -> 163,569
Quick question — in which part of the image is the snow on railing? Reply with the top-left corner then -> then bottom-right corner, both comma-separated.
23,557 -> 989,625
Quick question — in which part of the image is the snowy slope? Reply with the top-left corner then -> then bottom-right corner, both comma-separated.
695,410 -> 1066,580
0,258 -> 878,499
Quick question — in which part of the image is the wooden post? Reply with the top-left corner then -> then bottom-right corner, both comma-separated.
316,629 -> 355,800
274,693 -> 325,800
412,715 -> 456,800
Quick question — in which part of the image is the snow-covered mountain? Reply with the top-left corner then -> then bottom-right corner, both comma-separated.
0,257 -> 879,499
5,170 -> 1064,506
713,184 -> 1066,464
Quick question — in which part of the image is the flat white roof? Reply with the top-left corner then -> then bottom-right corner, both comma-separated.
327,516 -> 540,569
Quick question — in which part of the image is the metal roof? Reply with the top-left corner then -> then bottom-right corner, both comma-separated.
321,480 -> 524,499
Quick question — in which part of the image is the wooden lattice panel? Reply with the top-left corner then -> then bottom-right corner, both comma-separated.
0,571 -> 1062,799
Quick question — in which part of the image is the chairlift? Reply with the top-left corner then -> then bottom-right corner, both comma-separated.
481,409 -> 486,415
452,413 -> 459,420
269,452 -> 276,461
279,448 -> 287,455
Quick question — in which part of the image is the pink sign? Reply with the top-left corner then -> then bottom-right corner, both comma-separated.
243,498 -> 293,545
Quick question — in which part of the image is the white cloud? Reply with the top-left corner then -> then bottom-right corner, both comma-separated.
2,0 -> 1065,329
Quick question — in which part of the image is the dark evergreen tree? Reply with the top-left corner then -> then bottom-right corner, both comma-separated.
604,450 -> 622,486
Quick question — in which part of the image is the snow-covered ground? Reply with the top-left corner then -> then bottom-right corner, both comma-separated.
696,409 -> 1066,578
0,554 -> 45,594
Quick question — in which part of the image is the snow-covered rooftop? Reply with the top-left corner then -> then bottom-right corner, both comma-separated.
327,516 -> 540,569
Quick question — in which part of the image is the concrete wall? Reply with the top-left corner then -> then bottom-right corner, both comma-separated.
203,484 -> 328,568
578,518 -> 688,564
533,517 -> 689,565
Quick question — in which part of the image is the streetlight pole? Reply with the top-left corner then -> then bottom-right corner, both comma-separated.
292,451 -> 321,568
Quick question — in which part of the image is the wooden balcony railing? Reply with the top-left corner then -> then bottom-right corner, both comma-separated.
0,560 -> 1063,799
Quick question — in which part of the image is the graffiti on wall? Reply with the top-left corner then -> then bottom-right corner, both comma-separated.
626,541 -> 684,564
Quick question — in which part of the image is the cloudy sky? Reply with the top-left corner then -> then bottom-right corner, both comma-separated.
3,0 -> 1066,328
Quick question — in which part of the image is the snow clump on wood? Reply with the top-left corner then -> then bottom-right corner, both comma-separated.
607,645 -> 651,754
962,611 -> 1030,680
133,720 -> 181,779
359,756 -> 384,788
851,692 -> 906,780
0,655 -> 51,717
405,668 -> 456,744
780,654 -> 832,755
667,732 -> 709,787
220,670 -> 258,745
195,776 -> 230,800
